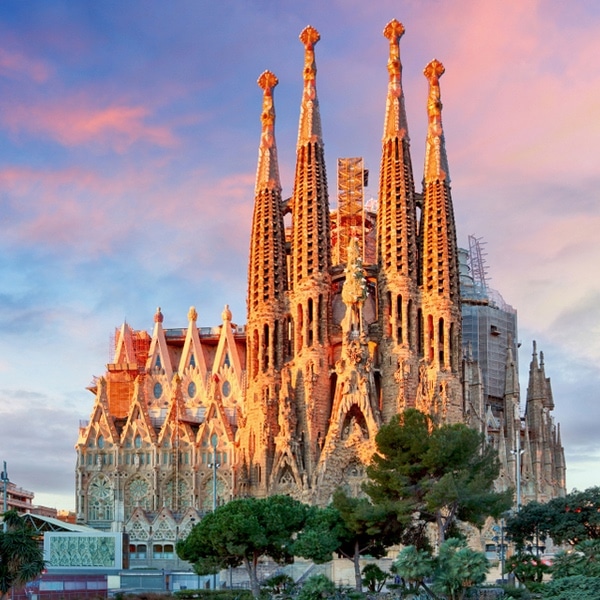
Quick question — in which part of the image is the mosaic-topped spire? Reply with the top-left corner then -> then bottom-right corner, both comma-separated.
423,59 -> 450,183
382,19 -> 409,140
297,25 -> 323,146
255,70 -> 281,192
247,71 -> 288,315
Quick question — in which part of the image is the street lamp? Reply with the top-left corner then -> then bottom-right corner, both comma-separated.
208,435 -> 220,590
1,461 -> 9,532
510,420 -> 525,512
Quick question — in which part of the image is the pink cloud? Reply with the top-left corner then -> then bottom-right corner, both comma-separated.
2,96 -> 177,151
0,47 -> 51,82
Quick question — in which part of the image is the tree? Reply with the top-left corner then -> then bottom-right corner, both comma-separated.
392,538 -> 489,600
504,501 -> 552,552
433,538 -> 489,600
294,488 -> 409,592
361,563 -> 388,593
365,409 -> 513,544
392,545 -> 435,599
176,495 -> 309,598
551,539 -> 600,579
0,510 -> 45,600
506,487 -> 600,548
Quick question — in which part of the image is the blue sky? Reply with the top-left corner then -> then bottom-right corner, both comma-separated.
1,0 -> 600,510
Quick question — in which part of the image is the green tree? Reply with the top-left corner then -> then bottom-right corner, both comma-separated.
433,538 -> 489,600
551,539 -> 600,579
361,563 -> 388,593
507,487 -> 600,548
392,538 -> 489,600
294,489 -> 409,592
0,510 -> 45,600
506,551 -> 549,590
365,409 -> 512,545
505,501 -> 552,552
392,545 -> 435,598
176,495 -> 308,598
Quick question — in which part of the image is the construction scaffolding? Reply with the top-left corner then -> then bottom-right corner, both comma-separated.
335,157 -> 368,265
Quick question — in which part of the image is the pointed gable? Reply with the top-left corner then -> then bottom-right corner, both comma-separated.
178,306 -> 208,377
120,379 -> 158,460
146,307 -> 174,379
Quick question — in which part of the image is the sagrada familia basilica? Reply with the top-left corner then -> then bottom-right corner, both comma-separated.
76,20 -> 566,567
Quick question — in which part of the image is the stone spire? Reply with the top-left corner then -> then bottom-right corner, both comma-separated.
423,59 -> 451,183
296,25 -> 323,146
247,71 -> 288,322
255,70 -> 281,192
418,59 -> 462,422
243,71 -> 290,495
376,19 -> 420,418
420,59 -> 460,309
290,25 -> 331,289
287,25 -> 332,488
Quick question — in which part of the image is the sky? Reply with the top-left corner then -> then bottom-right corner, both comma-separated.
0,0 -> 599,511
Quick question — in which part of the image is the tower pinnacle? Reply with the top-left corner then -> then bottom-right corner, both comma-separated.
382,19 -> 409,138
297,26 -> 323,145
423,59 -> 450,183
255,70 -> 281,192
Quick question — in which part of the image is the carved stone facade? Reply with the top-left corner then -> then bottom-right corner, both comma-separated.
76,20 -> 565,563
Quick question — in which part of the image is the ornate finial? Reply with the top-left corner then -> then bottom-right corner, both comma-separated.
300,26 -> 320,82
154,307 -> 164,323
423,59 -> 450,182
255,70 -> 281,190
533,340 -> 537,355
188,306 -> 198,323
540,350 -> 545,367
297,26 -> 323,145
258,70 -> 278,130
383,19 -> 405,80
424,59 -> 445,122
221,304 -> 232,323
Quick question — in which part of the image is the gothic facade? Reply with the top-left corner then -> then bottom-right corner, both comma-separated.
75,20 -> 565,566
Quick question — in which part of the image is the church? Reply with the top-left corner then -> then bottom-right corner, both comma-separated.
75,20 -> 565,569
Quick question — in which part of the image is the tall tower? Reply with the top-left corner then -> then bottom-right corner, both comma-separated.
376,20 -> 420,420
243,71 -> 289,495
417,59 -> 462,422
288,26 -> 332,483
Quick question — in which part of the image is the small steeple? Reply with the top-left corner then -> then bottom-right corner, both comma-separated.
382,19 -> 409,140
290,24 -> 331,288
423,59 -> 450,184
255,70 -> 281,192
376,19 -> 418,277
297,26 -> 323,146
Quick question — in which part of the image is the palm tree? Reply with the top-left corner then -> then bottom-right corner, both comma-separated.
0,510 -> 45,600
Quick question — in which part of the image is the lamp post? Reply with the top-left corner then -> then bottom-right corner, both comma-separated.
208,435 -> 219,590
1,461 -> 8,533
511,422 -> 525,512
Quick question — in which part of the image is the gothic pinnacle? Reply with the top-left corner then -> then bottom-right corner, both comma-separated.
255,70 -> 281,192
423,59 -> 450,183
297,25 -> 323,145
383,19 -> 409,139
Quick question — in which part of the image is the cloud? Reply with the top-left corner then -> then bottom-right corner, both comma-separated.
0,47 -> 51,82
0,389 -> 79,509
2,98 -> 178,151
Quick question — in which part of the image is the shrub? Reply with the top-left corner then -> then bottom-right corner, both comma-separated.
297,574 -> 336,600
542,575 -> 600,600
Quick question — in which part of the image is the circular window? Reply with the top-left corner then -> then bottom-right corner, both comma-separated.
188,381 -> 197,398
222,380 -> 231,398
153,382 -> 163,399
